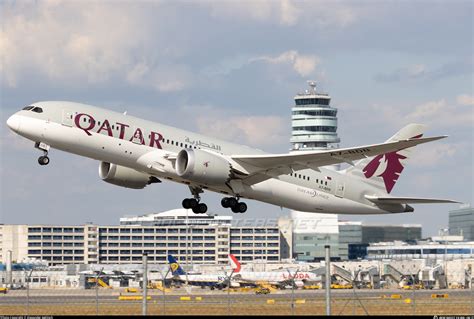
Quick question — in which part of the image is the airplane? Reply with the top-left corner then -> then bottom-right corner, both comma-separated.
6,101 -> 458,215
228,254 -> 320,289
167,255 -> 237,289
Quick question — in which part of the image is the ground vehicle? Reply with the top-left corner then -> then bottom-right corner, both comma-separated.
401,283 -> 423,290
303,285 -> 321,290
0,288 -> 7,294
255,287 -> 270,295
331,283 -> 353,289
125,288 -> 138,293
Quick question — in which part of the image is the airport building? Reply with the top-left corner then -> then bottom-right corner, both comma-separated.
290,81 -> 340,152
367,240 -> 474,260
285,213 -> 422,261
0,209 -> 281,266
449,204 -> 474,241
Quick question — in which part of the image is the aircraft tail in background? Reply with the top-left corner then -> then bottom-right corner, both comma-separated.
167,255 -> 186,276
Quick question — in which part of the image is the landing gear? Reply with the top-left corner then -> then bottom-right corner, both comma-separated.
182,186 -> 208,214
35,142 -> 51,166
221,197 -> 247,213
38,155 -> 50,166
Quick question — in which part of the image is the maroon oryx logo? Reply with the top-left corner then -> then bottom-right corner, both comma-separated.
203,161 -> 210,168
363,152 -> 407,193
363,134 -> 422,193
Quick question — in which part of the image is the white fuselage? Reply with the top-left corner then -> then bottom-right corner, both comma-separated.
234,271 -> 320,285
6,101 -> 404,215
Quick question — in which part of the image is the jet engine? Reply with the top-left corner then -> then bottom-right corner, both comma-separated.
176,149 -> 232,185
99,162 -> 159,189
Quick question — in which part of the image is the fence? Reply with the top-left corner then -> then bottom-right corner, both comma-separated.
0,255 -> 473,316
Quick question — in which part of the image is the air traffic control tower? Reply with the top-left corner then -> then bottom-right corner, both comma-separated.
290,81 -> 340,152
289,82 -> 342,261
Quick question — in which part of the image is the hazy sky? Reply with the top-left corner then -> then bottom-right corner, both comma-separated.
1,0 -> 473,236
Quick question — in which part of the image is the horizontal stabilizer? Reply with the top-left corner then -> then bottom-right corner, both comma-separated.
365,195 -> 460,204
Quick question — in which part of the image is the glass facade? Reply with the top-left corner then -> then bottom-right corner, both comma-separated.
449,206 -> 474,241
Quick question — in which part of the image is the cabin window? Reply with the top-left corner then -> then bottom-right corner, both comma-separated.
180,143 -> 183,147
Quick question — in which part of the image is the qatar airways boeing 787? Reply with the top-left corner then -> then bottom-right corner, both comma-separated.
6,101 -> 457,215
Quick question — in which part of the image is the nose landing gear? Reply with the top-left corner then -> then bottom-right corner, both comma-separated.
35,142 -> 50,166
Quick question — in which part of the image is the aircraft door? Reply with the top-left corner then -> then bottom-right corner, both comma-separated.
62,110 -> 74,127
335,181 -> 345,198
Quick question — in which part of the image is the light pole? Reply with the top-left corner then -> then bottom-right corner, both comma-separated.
142,254 -> 148,316
26,269 -> 33,316
185,209 -> 189,287
161,267 -> 170,315
441,228 -> 449,288
96,267 -> 104,315
325,245 -> 331,316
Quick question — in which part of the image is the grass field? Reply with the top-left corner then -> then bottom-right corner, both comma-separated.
1,295 -> 472,315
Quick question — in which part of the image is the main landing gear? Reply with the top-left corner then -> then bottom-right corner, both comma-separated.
182,186 -> 208,214
35,142 -> 50,166
221,197 -> 247,213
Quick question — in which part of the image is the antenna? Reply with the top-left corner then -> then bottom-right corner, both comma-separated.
307,80 -> 316,94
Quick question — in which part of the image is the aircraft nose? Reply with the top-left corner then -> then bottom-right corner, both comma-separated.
6,114 -> 21,133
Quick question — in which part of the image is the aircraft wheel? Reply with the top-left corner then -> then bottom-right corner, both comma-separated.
227,197 -> 238,208
182,198 -> 191,209
188,198 -> 199,208
38,156 -> 50,166
221,197 -> 230,208
237,202 -> 247,213
193,203 -> 207,214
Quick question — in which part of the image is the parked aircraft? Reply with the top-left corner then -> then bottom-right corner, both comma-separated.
167,255 -> 236,289
229,254 -> 320,288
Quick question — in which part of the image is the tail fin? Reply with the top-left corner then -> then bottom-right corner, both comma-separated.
229,254 -> 241,273
167,255 -> 186,276
344,124 -> 426,194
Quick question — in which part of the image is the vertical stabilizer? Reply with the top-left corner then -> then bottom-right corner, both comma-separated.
167,255 -> 186,276
344,124 -> 426,194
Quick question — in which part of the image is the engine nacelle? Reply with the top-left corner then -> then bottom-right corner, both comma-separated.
99,162 -> 159,189
176,149 -> 232,185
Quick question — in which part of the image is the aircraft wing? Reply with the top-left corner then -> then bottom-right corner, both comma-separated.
365,195 -> 460,204
231,136 -> 446,180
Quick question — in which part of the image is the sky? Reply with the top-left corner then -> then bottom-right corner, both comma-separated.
0,0 -> 473,237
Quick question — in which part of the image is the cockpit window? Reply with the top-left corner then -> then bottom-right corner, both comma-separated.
31,107 -> 43,113
22,106 -> 34,111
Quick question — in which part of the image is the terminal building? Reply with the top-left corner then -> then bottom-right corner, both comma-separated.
449,204 -> 474,241
0,210 -> 281,266
367,240 -> 474,260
